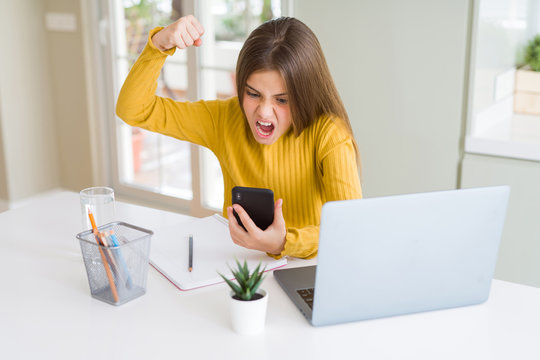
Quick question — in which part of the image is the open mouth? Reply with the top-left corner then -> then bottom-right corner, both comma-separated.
255,121 -> 275,138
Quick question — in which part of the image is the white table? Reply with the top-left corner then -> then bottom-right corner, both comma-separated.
1,191 -> 539,359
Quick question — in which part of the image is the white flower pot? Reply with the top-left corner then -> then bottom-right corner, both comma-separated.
229,289 -> 268,335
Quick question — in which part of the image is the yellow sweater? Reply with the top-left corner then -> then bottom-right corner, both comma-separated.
116,27 -> 362,259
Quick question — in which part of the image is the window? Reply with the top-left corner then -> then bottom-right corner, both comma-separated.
466,0 -> 540,162
101,0 -> 290,215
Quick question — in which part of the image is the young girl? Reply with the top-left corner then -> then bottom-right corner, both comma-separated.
116,15 -> 362,259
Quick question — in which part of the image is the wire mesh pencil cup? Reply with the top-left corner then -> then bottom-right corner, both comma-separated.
77,222 -> 153,306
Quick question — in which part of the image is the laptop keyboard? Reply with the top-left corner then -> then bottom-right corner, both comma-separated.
297,288 -> 315,309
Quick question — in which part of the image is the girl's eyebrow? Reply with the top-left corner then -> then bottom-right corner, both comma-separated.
246,84 -> 287,97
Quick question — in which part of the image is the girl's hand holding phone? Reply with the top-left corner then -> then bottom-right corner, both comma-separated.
227,199 -> 287,256
152,15 -> 205,51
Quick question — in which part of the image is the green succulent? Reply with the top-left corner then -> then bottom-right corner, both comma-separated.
525,35 -> 540,71
219,259 -> 266,301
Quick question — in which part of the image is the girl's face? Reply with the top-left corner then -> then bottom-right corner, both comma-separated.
242,70 -> 292,145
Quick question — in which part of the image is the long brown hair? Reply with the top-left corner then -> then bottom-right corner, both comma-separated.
235,17 -> 359,163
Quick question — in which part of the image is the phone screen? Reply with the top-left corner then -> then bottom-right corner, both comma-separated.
232,186 -> 274,231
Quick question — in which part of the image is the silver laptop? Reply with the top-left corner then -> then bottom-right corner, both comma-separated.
274,186 -> 510,326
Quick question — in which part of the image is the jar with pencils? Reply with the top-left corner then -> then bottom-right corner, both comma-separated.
76,221 -> 153,306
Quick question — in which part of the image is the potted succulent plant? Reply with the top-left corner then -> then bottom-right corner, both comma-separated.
219,260 -> 268,335
515,35 -> 540,115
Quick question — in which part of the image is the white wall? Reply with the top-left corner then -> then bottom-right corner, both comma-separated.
461,153 -> 540,287
0,0 -> 95,208
0,103 -> 8,211
295,0 -> 470,197
46,0 -> 93,191
0,0 -> 60,202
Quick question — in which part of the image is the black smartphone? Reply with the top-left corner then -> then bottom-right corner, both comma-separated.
232,186 -> 274,231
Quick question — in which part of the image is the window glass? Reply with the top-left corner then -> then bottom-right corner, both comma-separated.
118,0 -> 192,199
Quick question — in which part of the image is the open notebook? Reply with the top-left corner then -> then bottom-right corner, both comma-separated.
150,214 -> 287,290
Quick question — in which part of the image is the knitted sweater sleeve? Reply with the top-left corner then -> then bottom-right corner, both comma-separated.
115,27 -> 223,150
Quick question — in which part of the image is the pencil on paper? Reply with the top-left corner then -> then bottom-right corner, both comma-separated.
88,209 -> 119,302
188,234 -> 193,272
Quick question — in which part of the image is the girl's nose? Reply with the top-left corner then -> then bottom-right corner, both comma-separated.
259,99 -> 273,117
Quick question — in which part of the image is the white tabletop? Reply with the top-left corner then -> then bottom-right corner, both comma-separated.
1,191 -> 539,359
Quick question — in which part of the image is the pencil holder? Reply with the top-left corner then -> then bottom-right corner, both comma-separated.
76,222 -> 153,306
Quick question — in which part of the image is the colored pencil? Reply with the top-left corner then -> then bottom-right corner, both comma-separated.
100,232 -> 124,283
88,210 -> 119,302
109,230 -> 133,288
